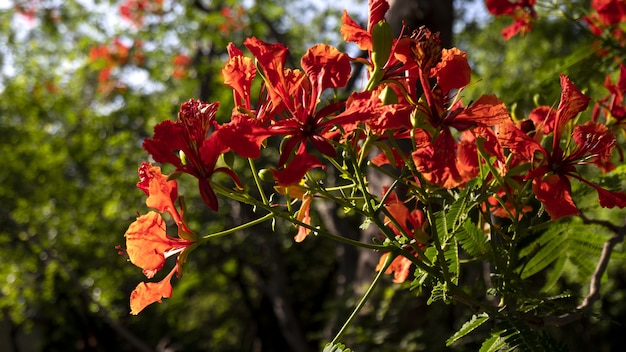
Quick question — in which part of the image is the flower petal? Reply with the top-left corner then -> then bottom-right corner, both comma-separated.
340,10 -> 372,51
301,44 -> 351,93
137,163 -> 179,217
532,174 -> 579,219
124,212 -> 190,277
432,48 -> 471,93
555,74 -> 591,136
271,152 -> 324,186
129,267 -> 176,315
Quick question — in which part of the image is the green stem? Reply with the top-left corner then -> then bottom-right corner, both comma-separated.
330,250 -> 396,345
212,182 -> 386,250
202,212 -> 275,240
248,158 -> 269,205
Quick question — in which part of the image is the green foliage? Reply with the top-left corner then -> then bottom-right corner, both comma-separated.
323,342 -> 353,352
447,313 -> 490,346
518,220 -> 607,285
479,317 -> 567,352
2,0 -> 626,351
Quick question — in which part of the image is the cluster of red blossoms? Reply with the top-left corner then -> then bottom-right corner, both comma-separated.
122,0 -> 626,314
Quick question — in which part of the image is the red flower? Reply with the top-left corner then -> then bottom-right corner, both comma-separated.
119,0 -> 163,27
123,164 -> 196,314
431,48 -> 472,93
412,95 -> 511,188
143,99 -> 242,210
486,0 -> 537,40
236,38 -> 363,185
593,63 -> 626,128
591,0 -> 626,26
499,74 -> 626,219
376,190 -> 428,283
340,0 -> 389,52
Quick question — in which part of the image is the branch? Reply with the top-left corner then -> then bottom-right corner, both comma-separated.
540,215 -> 626,327
577,215 -> 625,310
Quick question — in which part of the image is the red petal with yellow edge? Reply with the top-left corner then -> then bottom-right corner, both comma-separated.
124,212 -> 191,277
532,174 -> 579,220
294,195 -> 313,242
129,267 -> 176,315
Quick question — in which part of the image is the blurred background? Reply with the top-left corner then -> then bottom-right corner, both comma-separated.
1,0 -> 625,351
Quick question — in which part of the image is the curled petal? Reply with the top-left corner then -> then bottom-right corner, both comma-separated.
222,54 -> 256,108
136,163 -> 179,218
294,195 -> 313,242
555,74 -> 591,136
367,0 -> 390,32
341,10 -> 372,51
130,266 -> 176,315
198,178 -> 219,211
576,177 -> 626,209
596,187 -> 626,209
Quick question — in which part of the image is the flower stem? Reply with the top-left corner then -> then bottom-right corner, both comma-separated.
248,158 -> 270,205
330,250 -> 396,345
202,212 -> 275,240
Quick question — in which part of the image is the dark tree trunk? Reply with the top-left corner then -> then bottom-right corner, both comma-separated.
387,0 -> 454,47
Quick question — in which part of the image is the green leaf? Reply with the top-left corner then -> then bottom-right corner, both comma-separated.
323,342 -> 352,352
456,218 -> 490,258
479,332 -> 508,352
479,317 -> 568,352
520,230 -> 568,279
519,220 -> 608,280
447,312 -> 490,346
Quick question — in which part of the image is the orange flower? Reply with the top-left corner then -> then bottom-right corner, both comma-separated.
124,212 -> 192,279
122,163 -> 196,314
376,253 -> 413,284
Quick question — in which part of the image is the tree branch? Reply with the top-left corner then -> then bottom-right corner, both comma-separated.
540,215 -> 626,327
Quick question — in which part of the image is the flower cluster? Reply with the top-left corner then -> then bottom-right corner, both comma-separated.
121,0 -> 626,320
